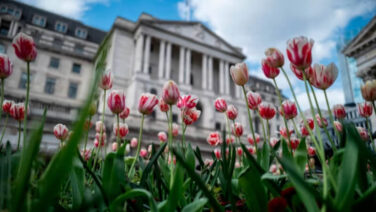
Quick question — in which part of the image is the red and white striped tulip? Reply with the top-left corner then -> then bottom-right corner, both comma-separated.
214,148 -> 221,159
95,121 -> 105,133
207,132 -> 221,146
172,123 -> 179,137
261,58 -> 280,79
226,105 -> 238,120
12,32 -> 37,62
9,103 -> 26,121
54,124 -> 69,141
95,132 -> 106,144
358,102 -> 373,118
0,54 -> 13,79
226,137 -> 234,145
99,71 -> 113,90
2,100 -> 14,114
290,63 -> 313,81
119,106 -> 130,119
286,36 -> 314,70
333,121 -> 343,133
113,123 -> 129,138
237,147 -> 243,156
264,48 -> 284,68
230,62 -> 249,86
270,164 -> 278,173
300,118 -> 314,137
232,122 -> 243,137
308,146 -> 316,157
138,93 -> 159,115
107,90 -> 126,114
333,104 -> 346,119
289,137 -> 300,150
247,133 -> 260,145
270,137 -> 279,148
158,132 -> 167,143
258,102 -> 276,120
112,142 -> 118,152
248,146 -> 256,155
310,63 -> 338,90
361,80 -> 376,101
214,98 -> 228,112
279,100 -> 297,120
177,95 -> 198,110
162,80 -> 180,105
357,127 -> 368,141
279,127 -> 293,139
81,149 -> 91,161
159,98 -> 169,112
130,138 -> 138,148
182,108 -> 201,125
315,114 -> 328,128
246,91 -> 262,110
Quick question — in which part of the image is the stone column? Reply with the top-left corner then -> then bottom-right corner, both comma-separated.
179,46 -> 185,84
219,60 -> 224,94
202,54 -> 207,89
158,40 -> 165,78
208,56 -> 213,91
134,34 -> 144,73
142,35 -> 151,74
225,61 -> 230,95
165,42 -> 172,79
185,49 -> 191,85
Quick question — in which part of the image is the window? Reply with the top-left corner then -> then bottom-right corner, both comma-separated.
150,43 -> 154,52
148,66 -> 152,74
0,20 -> 11,36
0,6 -> 21,18
190,73 -> 194,85
75,28 -> 87,39
68,82 -> 78,99
53,38 -> 63,49
72,63 -> 81,74
49,57 -> 60,69
172,114 -> 178,123
55,21 -> 68,33
0,43 -> 5,53
32,15 -> 46,27
74,44 -> 84,54
19,72 -> 32,89
215,122 -> 221,130
0,5 -> 6,12
44,77 -> 56,94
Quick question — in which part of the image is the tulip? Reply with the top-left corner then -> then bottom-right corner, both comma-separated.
279,127 -> 293,139
357,127 -> 368,141
113,123 -> 129,138
300,118 -> 314,137
308,146 -> 316,157
177,95 -> 198,110
361,80 -> 376,102
95,121 -> 106,133
247,146 -> 256,155
107,90 -> 126,114
214,98 -> 228,112
358,102 -> 373,118
81,149 -> 91,161
247,133 -> 260,145
159,98 -> 169,112
12,32 -> 37,62
2,100 -> 14,114
226,137 -> 234,145
138,93 -> 159,115
0,54 -> 13,79
286,36 -> 314,70
168,155 -> 176,165
10,103 -> 26,121
204,159 -> 214,166
83,120 -> 93,131
270,137 -> 279,147
140,148 -> 148,158
148,144 -> 153,153
53,124 -> 69,141
162,80 -> 180,105
246,91 -> 262,110
94,139 -> 99,148
95,132 -> 106,145
310,63 -> 338,90
289,137 -> 300,150
99,71 -> 113,90
182,108 -> 201,125
119,106 -> 130,120
207,132 -> 221,146
172,123 -> 179,137
290,63 -> 313,81
261,58 -> 280,79
130,138 -> 138,148
258,103 -> 276,120
264,48 -> 284,68
333,121 -> 343,132
315,114 -> 328,128
226,104 -> 238,120
214,148 -> 221,159
158,132 -> 167,142
237,147 -> 243,156
232,122 -> 243,137
230,62 -> 249,86
112,142 -> 118,152
279,100 -> 297,120
333,104 -> 346,119
269,164 -> 278,173
235,161 -> 241,168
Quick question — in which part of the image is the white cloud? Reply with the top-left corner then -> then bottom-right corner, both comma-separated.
295,88 -> 344,111
18,0 -> 109,19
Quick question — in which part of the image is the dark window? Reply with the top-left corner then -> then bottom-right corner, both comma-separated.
0,20 -> 11,36
172,114 -> 178,123
32,15 -> 46,27
72,63 -> 81,74
55,22 -> 67,33
44,77 -> 56,94
74,44 -> 84,54
49,57 -> 60,69
75,28 -> 87,39
68,82 -> 78,99
150,88 -> 157,95
190,73 -> 194,85
19,72 -> 32,89
215,122 -> 221,130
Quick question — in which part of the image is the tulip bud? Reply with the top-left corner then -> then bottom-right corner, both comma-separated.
246,91 -> 262,110
310,63 -> 338,90
54,124 -> 69,141
232,122 -> 243,137
214,98 -> 228,112
279,100 -> 297,120
159,98 -> 169,112
12,32 -> 37,62
289,137 -> 300,150
177,95 -> 198,110
248,146 -> 256,155
182,108 -> 201,125
99,71 -> 113,90
113,123 -> 129,138
261,58 -> 280,79
138,93 -> 159,115
214,148 -> 221,159
130,138 -> 138,148
258,102 -> 276,120
333,104 -> 346,119
2,100 -> 14,114
172,123 -> 179,137
361,79 -> 376,101
230,62 -> 249,86
95,121 -> 105,133
226,136 -> 234,145
9,103 -> 26,121
140,148 -> 148,158
81,149 -> 91,161
279,127 -> 293,139
307,146 -> 316,157
119,106 -> 130,119
0,54 -> 13,79
207,132 -> 221,146
226,105 -> 238,120
237,147 -> 243,156
112,142 -> 118,152
286,36 -> 314,70
264,48 -> 284,68
357,127 -> 368,141
315,114 -> 328,128
95,132 -> 106,145
269,164 -> 278,173
158,132 -> 167,142
358,102 -> 373,118
107,90 -> 126,114
162,80 -> 180,105
247,133 -> 260,145
300,118 -> 314,137
333,121 -> 343,132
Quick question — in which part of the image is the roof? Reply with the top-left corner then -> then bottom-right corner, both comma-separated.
1,0 -> 106,44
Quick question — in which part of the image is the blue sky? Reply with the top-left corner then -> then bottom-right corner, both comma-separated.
19,0 -> 376,109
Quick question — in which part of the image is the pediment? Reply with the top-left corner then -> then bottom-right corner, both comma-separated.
344,17 -> 376,55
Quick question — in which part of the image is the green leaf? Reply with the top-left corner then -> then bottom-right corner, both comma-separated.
110,189 -> 157,212
164,163 -> 184,212
11,109 -> 47,212
182,198 -> 208,212
70,157 -> 85,210
238,167 -> 267,211
294,137 -> 307,176
261,172 -> 288,181
260,141 -> 270,171
140,142 -> 167,187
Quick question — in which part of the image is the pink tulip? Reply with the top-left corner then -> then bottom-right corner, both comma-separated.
248,146 -> 256,155
95,132 -> 106,145
177,95 -> 198,110
310,63 -> 338,90
261,58 -> 280,79
300,118 -> 314,137
226,137 -> 234,145
237,147 -> 243,156
315,114 -> 328,128
235,161 -> 241,168
258,103 -> 276,120
9,103 -> 26,121
182,108 -> 201,125
333,104 -> 346,119
247,133 -> 260,145
113,123 -> 129,138
361,80 -> 376,101
230,62 -> 249,86
286,36 -> 314,70
232,122 -> 243,137
172,123 -> 179,137
12,32 -> 37,62
333,121 -> 343,132
214,148 -> 221,159
112,142 -> 118,152
264,48 -> 284,68
204,159 -> 214,166
158,132 -> 167,142
214,98 -> 228,112
81,149 -> 91,161
269,164 -> 277,173
289,137 -> 300,150
279,100 -> 297,120
119,106 -> 130,119
107,90 -> 126,114
308,146 -> 316,157
138,93 -> 159,115
270,137 -> 279,147
130,138 -> 138,148
95,121 -> 106,133
280,127 -> 293,139
358,102 -> 373,118
140,148 -> 148,158
2,100 -> 14,114
226,105 -> 238,120
357,127 -> 368,141
99,71 -> 113,90
162,80 -> 180,105
53,124 -> 69,141
290,63 -> 314,81
207,132 -> 221,146
246,91 -> 262,110
0,54 -> 13,79
159,98 -> 170,112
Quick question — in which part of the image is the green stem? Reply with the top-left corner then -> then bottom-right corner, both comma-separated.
23,62 -> 30,146
323,90 -> 341,141
168,105 -> 173,155
116,114 -> 120,146
256,109 -> 267,145
272,78 -> 291,142
266,120 -> 271,142
241,85 -> 257,148
292,119 -> 301,137
17,121 -> 21,150
83,116 -> 92,151
128,114 -> 144,178
182,124 -> 187,150
0,78 -> 4,122
0,114 -> 8,146
225,115 -> 232,145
